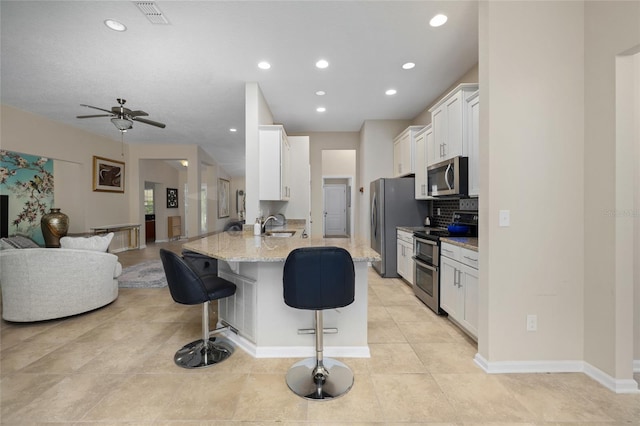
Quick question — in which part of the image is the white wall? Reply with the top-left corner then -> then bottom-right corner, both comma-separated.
1,105 -> 130,233
357,120 -> 410,239
322,150 -> 356,237
478,1 -> 585,363
245,82 -> 274,224
584,0 -> 640,382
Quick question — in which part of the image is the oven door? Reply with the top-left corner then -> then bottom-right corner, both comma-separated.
413,257 -> 441,314
414,237 -> 439,267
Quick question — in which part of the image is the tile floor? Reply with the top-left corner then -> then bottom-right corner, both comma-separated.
1,241 -> 639,424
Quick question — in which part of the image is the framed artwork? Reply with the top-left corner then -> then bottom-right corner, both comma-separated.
218,178 -> 230,218
166,188 -> 178,208
92,156 -> 125,193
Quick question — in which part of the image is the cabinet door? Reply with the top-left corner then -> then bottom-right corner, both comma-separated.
402,240 -> 414,285
459,263 -> 478,339
426,124 -> 437,167
444,92 -> 463,159
393,139 -> 403,177
259,128 -> 283,200
414,131 -> 426,198
467,93 -> 480,197
439,257 -> 458,317
396,238 -> 405,278
281,136 -> 291,200
400,133 -> 413,176
431,106 -> 446,163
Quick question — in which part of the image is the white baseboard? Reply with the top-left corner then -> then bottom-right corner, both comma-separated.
221,331 -> 370,359
474,353 -> 639,394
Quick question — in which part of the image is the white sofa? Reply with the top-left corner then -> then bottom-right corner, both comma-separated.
0,248 -> 121,322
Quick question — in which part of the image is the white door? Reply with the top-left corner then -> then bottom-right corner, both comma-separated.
323,184 -> 347,237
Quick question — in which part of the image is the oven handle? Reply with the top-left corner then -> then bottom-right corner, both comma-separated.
412,257 -> 437,272
414,237 -> 438,247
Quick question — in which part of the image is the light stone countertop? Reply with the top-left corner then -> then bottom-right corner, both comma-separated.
440,237 -> 479,251
182,228 -> 381,263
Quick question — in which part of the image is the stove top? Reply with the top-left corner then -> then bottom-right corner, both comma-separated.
413,228 -> 451,241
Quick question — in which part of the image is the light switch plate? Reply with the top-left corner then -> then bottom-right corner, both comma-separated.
499,210 -> 510,227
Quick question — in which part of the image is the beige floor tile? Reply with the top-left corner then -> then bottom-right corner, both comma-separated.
368,343 -> 426,374
367,305 -> 391,322
0,338 -> 68,376
385,303 -> 439,323
370,283 -> 417,306
6,373 -> 127,423
367,320 -> 408,343
412,341 -> 482,374
432,373 -> 536,422
306,374 -> 384,422
398,320 -> 461,343
497,373 -> 617,423
373,373 -> 459,423
232,373 -> 308,422
0,373 -> 65,419
0,320 -> 59,351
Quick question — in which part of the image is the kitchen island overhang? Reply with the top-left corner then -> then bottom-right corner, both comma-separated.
182,231 -> 380,358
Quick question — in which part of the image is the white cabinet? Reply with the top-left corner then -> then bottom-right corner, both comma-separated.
396,229 -> 414,285
218,269 -> 257,342
428,83 -> 478,167
259,125 -> 291,201
440,242 -> 478,339
466,90 -> 480,197
393,125 -> 425,177
414,125 -> 432,199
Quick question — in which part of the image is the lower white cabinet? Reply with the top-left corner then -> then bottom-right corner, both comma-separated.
218,269 -> 257,342
396,230 -> 414,285
440,242 -> 478,339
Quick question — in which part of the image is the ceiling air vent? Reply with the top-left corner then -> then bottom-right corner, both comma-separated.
134,2 -> 169,25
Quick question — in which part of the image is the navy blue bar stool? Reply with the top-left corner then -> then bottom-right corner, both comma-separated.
160,248 -> 236,369
283,246 -> 355,400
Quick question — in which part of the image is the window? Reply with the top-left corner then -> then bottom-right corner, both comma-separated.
144,188 -> 154,214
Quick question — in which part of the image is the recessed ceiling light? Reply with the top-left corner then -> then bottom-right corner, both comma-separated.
104,19 -> 127,32
315,90 -> 326,96
229,128 -> 237,132
258,61 -> 271,70
402,62 -> 415,70
315,59 -> 329,69
430,14 -> 448,27
316,107 -> 326,112
385,89 -> 397,96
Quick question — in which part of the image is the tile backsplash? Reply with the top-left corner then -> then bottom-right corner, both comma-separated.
432,198 -> 478,228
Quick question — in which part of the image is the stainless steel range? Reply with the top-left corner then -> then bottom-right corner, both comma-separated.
412,211 -> 478,314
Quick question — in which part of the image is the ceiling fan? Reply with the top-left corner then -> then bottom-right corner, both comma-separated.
77,98 -> 166,131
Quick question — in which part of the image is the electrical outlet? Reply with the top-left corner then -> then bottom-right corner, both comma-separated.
526,314 -> 537,331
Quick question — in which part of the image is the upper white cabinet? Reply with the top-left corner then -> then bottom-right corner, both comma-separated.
259,125 -> 291,201
428,83 -> 478,166
414,125 -> 432,199
393,125 -> 425,177
466,90 -> 480,197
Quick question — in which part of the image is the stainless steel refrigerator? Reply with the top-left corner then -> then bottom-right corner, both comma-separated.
370,177 -> 429,277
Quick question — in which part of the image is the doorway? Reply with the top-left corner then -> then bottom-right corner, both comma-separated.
322,177 -> 353,238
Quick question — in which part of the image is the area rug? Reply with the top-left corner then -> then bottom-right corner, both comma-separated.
118,260 -> 167,288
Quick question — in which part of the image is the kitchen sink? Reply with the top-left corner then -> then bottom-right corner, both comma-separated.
264,231 -> 296,238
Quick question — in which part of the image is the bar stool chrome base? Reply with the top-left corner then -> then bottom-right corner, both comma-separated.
285,357 -> 354,400
174,336 -> 234,369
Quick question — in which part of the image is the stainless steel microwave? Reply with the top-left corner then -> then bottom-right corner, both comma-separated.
427,156 -> 469,197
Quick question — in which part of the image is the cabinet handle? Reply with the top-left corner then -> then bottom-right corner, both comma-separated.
457,270 -> 463,287
463,255 -> 477,263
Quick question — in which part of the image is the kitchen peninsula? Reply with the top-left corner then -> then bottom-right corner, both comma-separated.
182,229 -> 380,358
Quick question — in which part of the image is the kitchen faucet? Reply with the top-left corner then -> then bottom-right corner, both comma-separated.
261,215 -> 278,234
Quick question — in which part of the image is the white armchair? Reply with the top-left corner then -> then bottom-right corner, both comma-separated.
0,248 -> 121,322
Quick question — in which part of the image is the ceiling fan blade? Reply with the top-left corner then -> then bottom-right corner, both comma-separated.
80,104 -> 113,114
128,110 -> 149,117
77,114 -> 113,118
133,117 -> 166,128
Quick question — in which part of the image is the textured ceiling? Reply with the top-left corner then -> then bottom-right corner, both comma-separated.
0,1 -> 478,177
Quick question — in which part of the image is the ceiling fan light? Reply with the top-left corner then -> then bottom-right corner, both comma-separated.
111,117 -> 133,131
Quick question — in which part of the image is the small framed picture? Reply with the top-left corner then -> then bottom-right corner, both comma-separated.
167,188 -> 178,208
93,156 -> 125,193
218,178 -> 230,218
